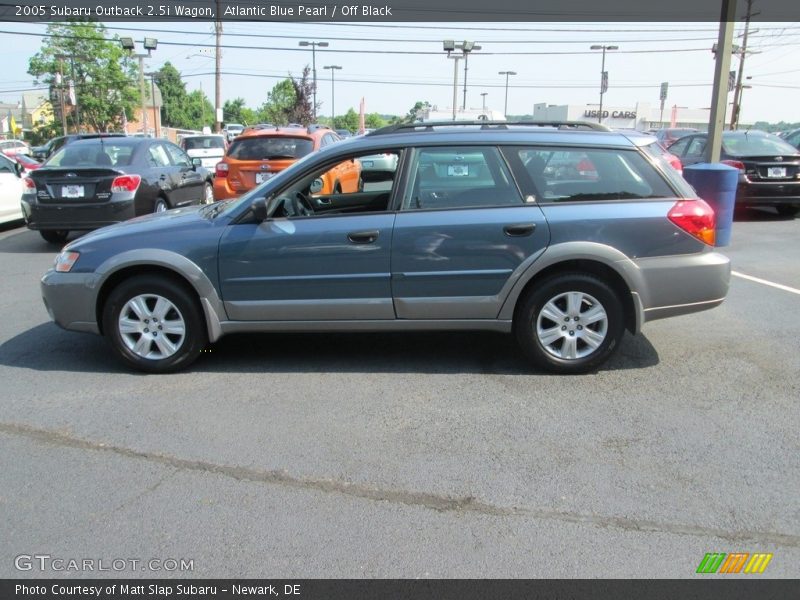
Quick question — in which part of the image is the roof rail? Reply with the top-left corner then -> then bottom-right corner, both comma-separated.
307,124 -> 331,133
367,120 -> 611,136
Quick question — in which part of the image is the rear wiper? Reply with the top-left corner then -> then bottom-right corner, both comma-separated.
263,155 -> 295,160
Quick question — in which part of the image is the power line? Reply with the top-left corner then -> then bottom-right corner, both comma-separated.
0,29 -> 718,55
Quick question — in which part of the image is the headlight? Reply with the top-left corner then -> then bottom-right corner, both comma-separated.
54,251 -> 80,273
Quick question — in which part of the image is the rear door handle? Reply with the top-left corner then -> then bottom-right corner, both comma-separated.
347,230 -> 380,244
504,223 -> 536,236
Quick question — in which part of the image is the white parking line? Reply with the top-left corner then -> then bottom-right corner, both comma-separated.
732,271 -> 800,296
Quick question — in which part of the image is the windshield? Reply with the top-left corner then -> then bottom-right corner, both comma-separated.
183,136 -> 225,150
228,136 -> 314,160
47,143 -> 135,168
722,133 -> 799,157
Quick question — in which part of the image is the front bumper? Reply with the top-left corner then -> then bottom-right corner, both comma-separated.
41,269 -> 101,334
22,196 -> 136,231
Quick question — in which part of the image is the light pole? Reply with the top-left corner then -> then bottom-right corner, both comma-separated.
498,71 -> 516,117
460,42 -> 481,111
481,92 -> 488,114
299,40 -> 329,121
323,65 -> 342,126
590,45 -> 618,123
444,41 -> 480,120
120,37 -> 157,136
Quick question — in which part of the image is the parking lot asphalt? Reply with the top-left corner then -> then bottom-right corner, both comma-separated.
0,210 -> 798,578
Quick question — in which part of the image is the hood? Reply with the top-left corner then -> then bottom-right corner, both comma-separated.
66,205 -> 214,250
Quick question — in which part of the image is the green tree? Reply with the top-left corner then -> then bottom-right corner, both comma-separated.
223,98 -> 257,126
337,108 -> 359,132
28,21 -> 140,133
365,113 -> 387,129
405,101 -> 431,123
258,67 -> 317,126
258,79 -> 296,125
155,62 -> 190,129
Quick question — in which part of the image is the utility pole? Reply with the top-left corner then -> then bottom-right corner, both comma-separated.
69,57 -> 81,133
57,56 -> 67,135
215,0 -> 222,133
730,0 -> 754,130
706,0 -> 737,162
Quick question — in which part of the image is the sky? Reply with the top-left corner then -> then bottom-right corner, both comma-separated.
2,20 -> 800,125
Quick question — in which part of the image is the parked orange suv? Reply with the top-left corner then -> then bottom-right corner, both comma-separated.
213,125 -> 361,200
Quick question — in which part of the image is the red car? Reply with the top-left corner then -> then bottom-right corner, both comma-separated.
13,153 -> 42,173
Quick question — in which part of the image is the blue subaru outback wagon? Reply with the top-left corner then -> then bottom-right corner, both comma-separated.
41,122 -> 730,374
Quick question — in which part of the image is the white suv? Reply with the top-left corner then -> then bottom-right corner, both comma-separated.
224,124 -> 244,142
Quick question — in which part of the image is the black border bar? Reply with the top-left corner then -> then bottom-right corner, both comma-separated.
1,0 -> 799,22
2,579 -> 799,600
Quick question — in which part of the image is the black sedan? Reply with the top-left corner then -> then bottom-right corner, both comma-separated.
22,137 -> 213,244
668,130 -> 800,217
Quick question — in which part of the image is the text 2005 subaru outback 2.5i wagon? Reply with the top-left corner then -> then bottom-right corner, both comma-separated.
41,122 -> 731,374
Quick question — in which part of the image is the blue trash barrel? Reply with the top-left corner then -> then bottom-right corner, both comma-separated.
682,163 -> 739,247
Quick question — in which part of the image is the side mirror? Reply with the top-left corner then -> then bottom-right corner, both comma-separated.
309,178 -> 323,194
191,157 -> 202,169
251,197 -> 268,222
14,162 -> 24,177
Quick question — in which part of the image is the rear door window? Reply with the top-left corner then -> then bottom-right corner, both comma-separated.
505,146 -> 676,203
402,146 -> 523,210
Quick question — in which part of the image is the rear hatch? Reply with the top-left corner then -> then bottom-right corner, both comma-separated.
722,134 -> 800,182
225,135 -> 314,191
29,167 -> 122,203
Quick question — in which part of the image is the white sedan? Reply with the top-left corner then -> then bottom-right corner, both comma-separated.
0,153 -> 24,224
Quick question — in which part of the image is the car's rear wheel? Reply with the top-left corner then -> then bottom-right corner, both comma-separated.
102,275 -> 207,373
40,230 -> 69,244
515,273 -> 625,374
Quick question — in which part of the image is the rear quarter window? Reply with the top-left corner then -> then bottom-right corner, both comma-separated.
505,146 -> 676,203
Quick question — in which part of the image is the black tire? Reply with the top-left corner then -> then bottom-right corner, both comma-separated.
40,230 -> 69,244
102,274 -> 207,373
514,272 -> 625,374
154,197 -> 169,213
776,206 -> 799,218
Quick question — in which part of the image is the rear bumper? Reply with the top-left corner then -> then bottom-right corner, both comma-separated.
22,196 -> 136,231
633,250 -> 731,324
737,181 -> 800,207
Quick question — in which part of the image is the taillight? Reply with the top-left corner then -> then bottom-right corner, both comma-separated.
215,162 -> 229,178
668,199 -> 716,246
22,177 -> 36,192
110,174 -> 141,193
721,159 -> 745,172
669,157 -> 683,175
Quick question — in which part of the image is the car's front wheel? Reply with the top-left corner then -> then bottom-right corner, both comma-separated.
515,273 -> 625,374
102,275 -> 207,373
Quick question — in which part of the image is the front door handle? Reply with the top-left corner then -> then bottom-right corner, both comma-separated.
347,230 -> 380,244
504,223 -> 536,237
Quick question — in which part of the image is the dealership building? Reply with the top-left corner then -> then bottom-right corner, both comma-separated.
532,102 -> 735,131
